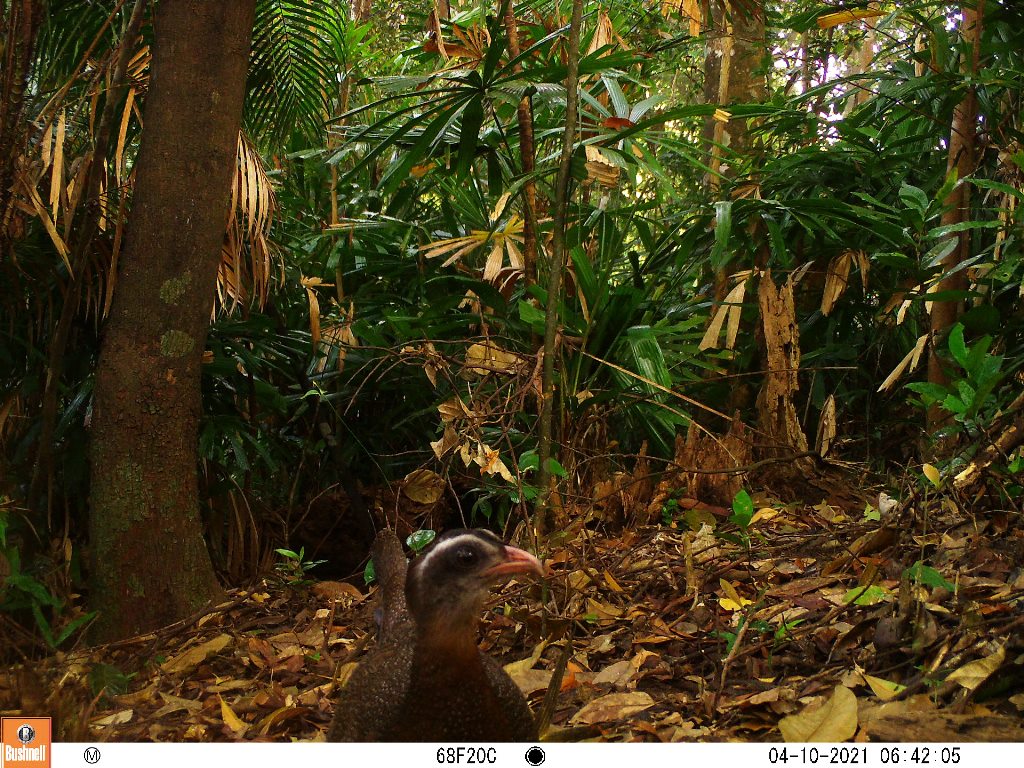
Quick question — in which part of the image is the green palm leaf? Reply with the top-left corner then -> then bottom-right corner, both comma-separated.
247,0 -> 347,147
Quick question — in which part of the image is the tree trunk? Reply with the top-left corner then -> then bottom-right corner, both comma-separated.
926,1 -> 983,436
89,0 -> 256,643
703,0 -> 767,169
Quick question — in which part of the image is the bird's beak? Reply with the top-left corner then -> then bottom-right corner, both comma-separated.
485,545 -> 545,580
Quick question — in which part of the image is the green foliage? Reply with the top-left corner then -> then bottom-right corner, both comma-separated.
906,323 -> 1005,437
247,0 -> 351,147
0,506 -> 95,649
88,663 -> 135,700
274,546 -> 327,583
406,529 -> 437,553
905,561 -> 954,592
729,489 -> 754,530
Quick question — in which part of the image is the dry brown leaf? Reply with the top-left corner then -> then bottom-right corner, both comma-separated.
699,280 -> 746,351
160,633 -> 231,674
570,691 -> 655,725
503,639 -> 547,677
878,333 -> 929,392
585,597 -> 624,624
153,691 -> 203,717
464,341 -> 523,377
946,645 -> 1005,691
507,668 -> 553,696
402,468 -> 446,504
778,685 -> 858,742
430,425 -> 459,459
91,709 -> 134,727
255,706 -> 309,736
821,251 -> 852,316
816,394 -> 837,456
593,659 -> 636,689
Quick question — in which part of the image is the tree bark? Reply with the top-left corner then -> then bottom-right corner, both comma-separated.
926,1 -> 983,436
703,0 -> 767,168
89,0 -> 256,642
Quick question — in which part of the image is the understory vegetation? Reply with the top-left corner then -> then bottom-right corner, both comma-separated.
1,0 -> 1022,740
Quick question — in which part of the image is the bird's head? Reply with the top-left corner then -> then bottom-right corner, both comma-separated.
406,529 -> 544,643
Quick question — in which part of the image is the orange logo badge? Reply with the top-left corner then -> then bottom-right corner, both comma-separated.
1,718 -> 51,768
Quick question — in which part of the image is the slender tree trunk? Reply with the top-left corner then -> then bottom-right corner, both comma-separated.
534,0 -> 583,537
89,0 -> 256,642
927,1 -> 983,436
703,0 -> 767,302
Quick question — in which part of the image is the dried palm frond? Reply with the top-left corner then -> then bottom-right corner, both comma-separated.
218,133 -> 280,313
420,193 -> 525,282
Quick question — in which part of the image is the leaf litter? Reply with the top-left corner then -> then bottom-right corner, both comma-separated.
2,479 -> 1024,743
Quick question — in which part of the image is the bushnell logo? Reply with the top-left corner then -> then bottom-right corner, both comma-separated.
15,727 -> 34,747
1,717 -> 51,768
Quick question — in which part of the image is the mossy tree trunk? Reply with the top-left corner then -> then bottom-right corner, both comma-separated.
89,0 -> 256,643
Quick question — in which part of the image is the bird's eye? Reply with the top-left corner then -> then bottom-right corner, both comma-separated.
455,547 -> 477,567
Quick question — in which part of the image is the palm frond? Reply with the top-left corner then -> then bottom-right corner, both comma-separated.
247,0 -> 348,147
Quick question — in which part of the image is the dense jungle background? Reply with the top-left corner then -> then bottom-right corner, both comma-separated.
1,0 -> 1023,742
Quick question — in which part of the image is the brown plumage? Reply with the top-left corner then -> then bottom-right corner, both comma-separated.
328,528 -> 543,742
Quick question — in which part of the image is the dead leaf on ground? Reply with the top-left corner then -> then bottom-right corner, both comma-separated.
160,633 -> 232,675
946,645 -> 1005,691
571,691 -> 656,725
778,685 -> 858,742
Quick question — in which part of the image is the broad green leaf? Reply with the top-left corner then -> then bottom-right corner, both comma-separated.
710,201 -> 733,270
457,95 -> 484,179
731,489 -> 754,528
948,324 -> 968,368
545,458 -> 568,478
842,585 -> 891,605
898,183 -> 929,214
407,529 -> 436,552
906,561 -> 954,591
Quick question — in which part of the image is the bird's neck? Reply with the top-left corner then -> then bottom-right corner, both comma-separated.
414,612 -> 481,657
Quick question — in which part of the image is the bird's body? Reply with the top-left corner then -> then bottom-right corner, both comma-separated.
328,528 -> 542,742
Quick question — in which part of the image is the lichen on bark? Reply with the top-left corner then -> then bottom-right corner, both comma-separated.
160,329 -> 195,357
159,273 -> 192,304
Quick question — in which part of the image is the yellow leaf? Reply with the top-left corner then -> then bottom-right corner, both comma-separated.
720,597 -> 753,611
922,463 -> 942,488
817,7 -> 885,30
603,570 -> 624,592
750,507 -> 779,525
877,333 -> 929,392
779,685 -> 859,742
219,696 -> 248,736
464,341 -> 523,377
719,578 -> 745,607
864,674 -> 905,701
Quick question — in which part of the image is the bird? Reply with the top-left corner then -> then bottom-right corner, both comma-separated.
328,528 -> 544,742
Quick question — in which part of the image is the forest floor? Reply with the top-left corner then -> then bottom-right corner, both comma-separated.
7,467 -> 1024,743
